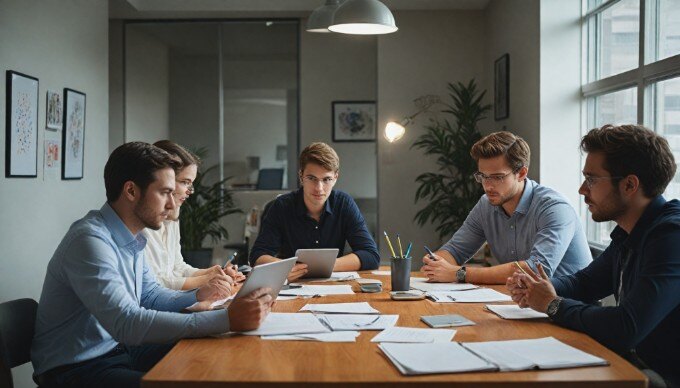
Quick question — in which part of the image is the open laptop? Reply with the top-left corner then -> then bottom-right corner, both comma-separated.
295,248 -> 339,279
233,257 -> 297,301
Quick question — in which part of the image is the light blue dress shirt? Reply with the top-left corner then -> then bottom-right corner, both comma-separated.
440,179 -> 592,277
31,203 -> 229,375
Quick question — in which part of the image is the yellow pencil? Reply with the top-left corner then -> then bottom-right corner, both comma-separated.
513,261 -> 529,276
383,231 -> 397,258
397,233 -> 404,258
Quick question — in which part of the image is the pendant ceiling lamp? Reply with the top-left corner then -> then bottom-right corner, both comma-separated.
306,0 -> 342,33
328,0 -> 398,35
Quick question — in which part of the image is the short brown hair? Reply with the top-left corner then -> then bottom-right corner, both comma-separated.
104,142 -> 180,203
153,140 -> 201,170
580,124 -> 676,198
299,142 -> 340,172
470,131 -> 530,170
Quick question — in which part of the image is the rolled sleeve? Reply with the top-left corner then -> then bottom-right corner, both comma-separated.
524,202 -> 577,277
440,199 -> 487,264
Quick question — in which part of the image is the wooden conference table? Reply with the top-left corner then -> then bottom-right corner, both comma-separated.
143,269 -> 646,387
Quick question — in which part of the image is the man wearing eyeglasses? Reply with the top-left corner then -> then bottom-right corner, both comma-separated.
422,131 -> 591,284
507,125 -> 680,387
250,142 -> 380,282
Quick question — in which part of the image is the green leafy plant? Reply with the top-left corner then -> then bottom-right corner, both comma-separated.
411,79 -> 491,239
178,150 -> 242,250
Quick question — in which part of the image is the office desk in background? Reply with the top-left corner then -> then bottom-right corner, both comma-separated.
143,269 -> 646,387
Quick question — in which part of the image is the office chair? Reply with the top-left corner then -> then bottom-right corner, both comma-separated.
256,168 -> 284,190
0,298 -> 38,388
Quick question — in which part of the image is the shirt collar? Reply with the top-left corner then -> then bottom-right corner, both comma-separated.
101,203 -> 147,252
294,188 -> 334,217
624,195 -> 667,248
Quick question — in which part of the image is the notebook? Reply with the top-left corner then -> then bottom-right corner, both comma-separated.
485,304 -> 549,319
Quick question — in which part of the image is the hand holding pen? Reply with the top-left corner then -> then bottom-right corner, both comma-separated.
224,252 -> 246,283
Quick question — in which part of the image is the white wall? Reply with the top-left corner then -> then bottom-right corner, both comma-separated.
377,10 -> 488,263
0,1 -> 109,387
300,28 -> 378,199
125,25 -> 170,142
485,0 -> 541,181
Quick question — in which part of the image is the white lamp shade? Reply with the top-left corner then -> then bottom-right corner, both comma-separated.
306,0 -> 342,33
329,0 -> 398,35
384,121 -> 406,143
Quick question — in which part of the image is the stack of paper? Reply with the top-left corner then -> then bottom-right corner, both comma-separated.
240,313 -> 330,336
278,285 -> 354,297
410,278 -> 478,292
427,288 -> 512,303
261,331 -> 360,342
371,270 -> 391,276
296,272 -> 361,282
317,314 -> 399,331
379,342 -> 496,375
300,302 -> 379,314
486,304 -> 548,319
371,327 -> 456,343
462,337 -> 608,371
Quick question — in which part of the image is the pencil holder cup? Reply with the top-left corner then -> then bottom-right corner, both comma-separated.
390,257 -> 412,291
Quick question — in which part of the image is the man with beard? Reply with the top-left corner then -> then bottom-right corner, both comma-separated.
422,131 -> 591,284
508,124 -> 680,387
32,142 -> 274,388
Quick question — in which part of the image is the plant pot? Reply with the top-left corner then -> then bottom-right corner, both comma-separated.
181,248 -> 213,269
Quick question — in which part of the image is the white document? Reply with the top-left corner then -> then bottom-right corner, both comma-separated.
278,285 -> 354,296
410,277 -> 479,292
371,327 -> 456,343
371,270 -> 391,276
318,314 -> 399,331
427,288 -> 512,303
486,304 -> 548,319
379,342 -> 496,375
300,302 -> 379,314
296,272 -> 361,282
240,313 -> 330,336
462,337 -> 609,371
261,331 -> 360,342
209,295 -> 234,309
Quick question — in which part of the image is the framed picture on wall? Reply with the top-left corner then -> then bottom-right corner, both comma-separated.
5,70 -> 39,178
46,90 -> 63,130
332,101 -> 376,142
494,53 -> 509,121
62,88 -> 86,180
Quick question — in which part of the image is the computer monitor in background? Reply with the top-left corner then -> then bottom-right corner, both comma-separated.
256,168 -> 284,190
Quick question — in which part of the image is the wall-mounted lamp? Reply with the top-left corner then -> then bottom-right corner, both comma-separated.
384,95 -> 441,143
307,0 -> 397,35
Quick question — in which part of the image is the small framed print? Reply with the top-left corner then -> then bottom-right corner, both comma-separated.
332,101 -> 376,142
62,88 -> 86,180
494,53 -> 510,121
5,70 -> 39,178
46,90 -> 63,130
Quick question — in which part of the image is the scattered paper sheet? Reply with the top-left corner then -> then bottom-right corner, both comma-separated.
278,285 -> 354,297
371,270 -> 391,276
240,313 -> 330,336
486,304 -> 548,319
379,342 -> 496,375
371,327 -> 456,343
427,288 -> 512,303
300,302 -> 379,314
410,277 -> 479,292
317,314 -> 399,331
296,272 -> 361,283
261,331 -> 360,342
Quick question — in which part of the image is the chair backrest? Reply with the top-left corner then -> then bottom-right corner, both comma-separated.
0,298 -> 38,388
256,168 -> 284,190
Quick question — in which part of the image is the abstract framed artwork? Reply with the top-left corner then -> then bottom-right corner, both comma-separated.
46,90 -> 63,130
61,88 -> 86,180
5,70 -> 39,178
494,53 -> 510,121
332,101 -> 376,142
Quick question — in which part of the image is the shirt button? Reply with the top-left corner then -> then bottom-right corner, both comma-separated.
315,240 -> 319,244
511,250 -> 515,254
510,225 -> 515,229
315,226 -> 318,229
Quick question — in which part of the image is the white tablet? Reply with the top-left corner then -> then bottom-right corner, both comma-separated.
295,248 -> 339,278
233,257 -> 297,301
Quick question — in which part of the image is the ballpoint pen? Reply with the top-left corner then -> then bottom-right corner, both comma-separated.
513,261 -> 530,276
424,245 -> 437,261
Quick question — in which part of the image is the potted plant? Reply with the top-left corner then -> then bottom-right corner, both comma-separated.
411,79 -> 491,239
179,155 -> 242,268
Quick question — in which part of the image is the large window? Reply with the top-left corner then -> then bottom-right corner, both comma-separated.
582,0 -> 680,247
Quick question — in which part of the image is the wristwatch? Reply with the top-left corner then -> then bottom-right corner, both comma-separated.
546,297 -> 563,318
456,266 -> 467,283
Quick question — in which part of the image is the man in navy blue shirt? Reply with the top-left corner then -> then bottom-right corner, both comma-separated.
250,142 -> 380,282
508,124 -> 680,387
